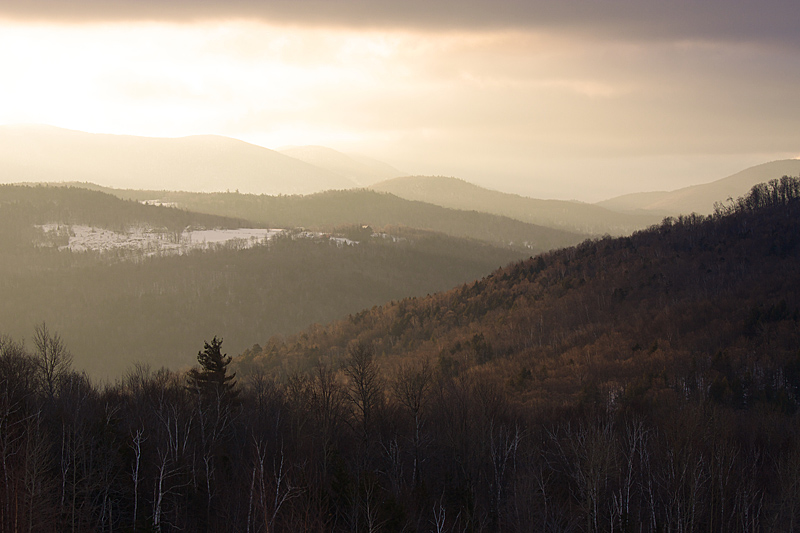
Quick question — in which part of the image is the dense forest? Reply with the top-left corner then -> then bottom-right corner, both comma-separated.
1,177 -> 799,531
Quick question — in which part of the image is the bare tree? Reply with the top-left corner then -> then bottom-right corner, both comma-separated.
489,422 -> 522,531
343,342 -> 382,446
310,363 -> 346,475
250,435 -> 302,533
130,428 -> 145,532
549,420 -> 616,533
33,322 -> 72,400
391,359 -> 432,489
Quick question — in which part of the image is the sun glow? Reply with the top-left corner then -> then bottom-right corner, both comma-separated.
0,20 -> 605,149
1,15 -> 798,200
0,20 -> 422,145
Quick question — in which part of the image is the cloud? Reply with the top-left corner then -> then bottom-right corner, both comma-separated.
3,0 -> 798,47
1,4 -> 798,201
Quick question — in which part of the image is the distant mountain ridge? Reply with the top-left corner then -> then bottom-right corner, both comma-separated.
279,145 -> 404,186
598,159 -> 800,215
370,175 -> 662,235
85,185 -> 590,254
0,125 -> 358,195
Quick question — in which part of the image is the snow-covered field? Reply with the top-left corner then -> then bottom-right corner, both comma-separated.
37,224 -> 284,256
36,224 -> 365,258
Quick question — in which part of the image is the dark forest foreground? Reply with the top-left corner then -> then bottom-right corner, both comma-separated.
2,178 -> 800,531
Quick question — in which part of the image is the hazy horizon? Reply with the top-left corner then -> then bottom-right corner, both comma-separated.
1,0 -> 798,201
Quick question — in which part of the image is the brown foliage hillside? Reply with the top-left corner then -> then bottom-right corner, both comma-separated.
238,176 -> 800,413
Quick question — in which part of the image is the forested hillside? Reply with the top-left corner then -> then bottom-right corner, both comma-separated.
0,185 -> 524,377
238,176 -> 800,406
0,184 -> 248,252
87,186 -> 588,253
1,177 -> 798,532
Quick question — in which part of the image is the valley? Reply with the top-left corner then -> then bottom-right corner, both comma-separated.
2,2 -> 797,528
0,131 -> 799,531
2,176 -> 799,532
0,184 -> 529,377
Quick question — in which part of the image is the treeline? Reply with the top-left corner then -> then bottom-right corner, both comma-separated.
3,332 -> 800,532
713,174 -> 800,215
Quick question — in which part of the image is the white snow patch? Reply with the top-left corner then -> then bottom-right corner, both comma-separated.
140,199 -> 179,208
35,224 -> 368,258
37,224 -> 283,257
330,237 -> 358,246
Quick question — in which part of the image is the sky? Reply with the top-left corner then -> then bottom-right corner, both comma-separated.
1,0 -> 799,201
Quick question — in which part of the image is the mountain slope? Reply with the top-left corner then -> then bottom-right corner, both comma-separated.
86,186 -> 590,254
238,177 -> 800,410
0,184 -> 526,378
0,125 -> 357,195
279,145 -> 404,186
3,179 -> 800,532
0,184 -> 247,228
233,176 -> 800,532
370,175 -> 662,235
598,159 -> 800,215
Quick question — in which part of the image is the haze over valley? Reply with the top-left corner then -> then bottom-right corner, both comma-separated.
0,145 -> 796,380
1,1 -> 800,531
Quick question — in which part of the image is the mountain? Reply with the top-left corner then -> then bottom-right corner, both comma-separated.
83,186 -> 591,254
0,184 -> 526,377
0,125 -> 358,195
239,176 -> 800,407
3,179 -> 799,532
370,175 -> 662,235
279,145 -> 404,186
0,183 -> 247,232
227,178 -> 800,532
598,159 -> 800,215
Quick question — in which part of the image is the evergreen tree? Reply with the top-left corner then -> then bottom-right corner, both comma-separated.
187,336 -> 238,399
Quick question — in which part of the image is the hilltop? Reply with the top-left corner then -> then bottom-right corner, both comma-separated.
279,145 -> 404,186
598,159 -> 800,215
371,175 -> 661,235
0,125 -> 357,195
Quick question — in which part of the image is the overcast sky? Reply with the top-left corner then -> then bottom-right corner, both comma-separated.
1,0 -> 798,200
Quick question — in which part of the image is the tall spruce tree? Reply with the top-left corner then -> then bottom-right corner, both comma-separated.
187,336 -> 238,400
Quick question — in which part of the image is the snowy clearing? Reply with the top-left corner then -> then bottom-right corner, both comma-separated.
35,224 -> 363,258
37,224 -> 283,256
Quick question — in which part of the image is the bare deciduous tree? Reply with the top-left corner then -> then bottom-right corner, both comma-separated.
33,322 -> 72,400
343,342 -> 382,446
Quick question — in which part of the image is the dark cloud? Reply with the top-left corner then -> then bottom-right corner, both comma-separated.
3,0 -> 798,46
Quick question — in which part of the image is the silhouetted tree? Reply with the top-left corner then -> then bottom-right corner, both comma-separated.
187,336 -> 238,401
33,322 -> 72,400
343,341 -> 382,446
